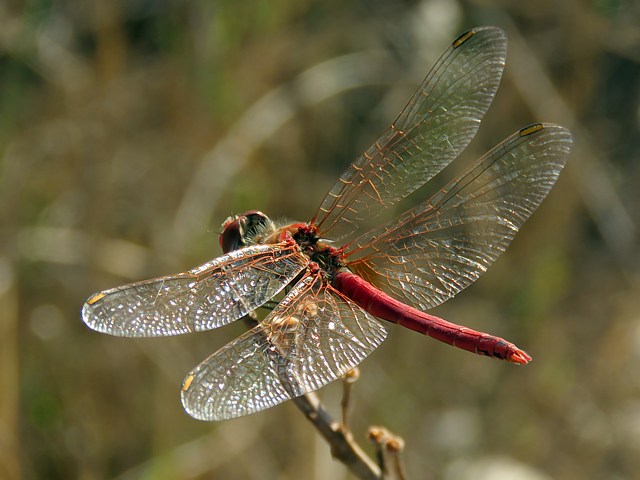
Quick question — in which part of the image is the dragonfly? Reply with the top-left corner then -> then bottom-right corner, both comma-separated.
82,26 -> 573,421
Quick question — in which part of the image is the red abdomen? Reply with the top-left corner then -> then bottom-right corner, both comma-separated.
332,270 -> 531,365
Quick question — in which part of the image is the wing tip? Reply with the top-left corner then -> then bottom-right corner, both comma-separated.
451,26 -> 507,59
81,295 -> 101,331
518,123 -> 574,163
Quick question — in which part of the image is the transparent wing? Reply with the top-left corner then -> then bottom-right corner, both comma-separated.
181,273 -> 388,420
81,243 -> 308,337
312,26 -> 507,242
344,124 -> 573,310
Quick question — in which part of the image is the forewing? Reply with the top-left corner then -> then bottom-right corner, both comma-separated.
344,124 -> 573,310
312,27 -> 507,242
82,243 -> 308,337
180,273 -> 388,421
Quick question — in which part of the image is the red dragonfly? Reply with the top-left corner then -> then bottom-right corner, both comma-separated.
82,27 -> 572,421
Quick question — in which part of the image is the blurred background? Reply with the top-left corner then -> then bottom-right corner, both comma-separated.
2,0 -> 639,479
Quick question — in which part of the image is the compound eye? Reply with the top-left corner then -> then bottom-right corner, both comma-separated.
243,211 -> 270,230
219,210 -> 274,253
219,216 -> 244,253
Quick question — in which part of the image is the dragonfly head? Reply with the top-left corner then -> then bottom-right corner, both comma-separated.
219,210 -> 275,253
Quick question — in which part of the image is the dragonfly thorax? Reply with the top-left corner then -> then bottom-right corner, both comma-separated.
291,224 -> 345,278
221,212 -> 345,279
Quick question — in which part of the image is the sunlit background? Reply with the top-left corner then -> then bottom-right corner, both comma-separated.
2,1 -> 639,479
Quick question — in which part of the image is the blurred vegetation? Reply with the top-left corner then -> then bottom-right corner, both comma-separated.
1,0 -> 640,479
